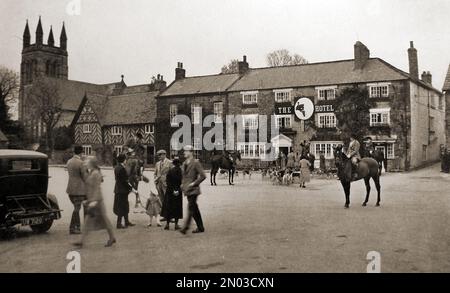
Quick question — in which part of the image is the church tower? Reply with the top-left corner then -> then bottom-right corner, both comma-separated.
20,17 -> 69,86
19,17 -> 69,120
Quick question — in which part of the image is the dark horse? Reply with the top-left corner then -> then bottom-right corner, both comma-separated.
361,148 -> 386,175
333,145 -> 381,208
210,151 -> 241,185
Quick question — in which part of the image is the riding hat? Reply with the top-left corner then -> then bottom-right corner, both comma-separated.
156,149 -> 167,155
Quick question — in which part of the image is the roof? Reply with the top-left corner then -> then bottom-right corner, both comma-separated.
23,78 -> 113,112
0,150 -> 47,159
229,58 -> 411,91
0,130 -> 8,142
84,91 -> 158,126
443,64 -> 450,91
160,73 -> 241,96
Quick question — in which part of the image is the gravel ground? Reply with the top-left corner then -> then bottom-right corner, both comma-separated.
0,164 -> 449,273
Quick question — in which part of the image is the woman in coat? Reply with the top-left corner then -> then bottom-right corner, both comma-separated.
74,157 -> 116,248
299,156 -> 312,188
161,157 -> 183,230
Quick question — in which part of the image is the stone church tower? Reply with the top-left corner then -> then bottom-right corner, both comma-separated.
19,17 -> 68,120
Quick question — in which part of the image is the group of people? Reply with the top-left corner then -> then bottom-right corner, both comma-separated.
65,144 -> 207,248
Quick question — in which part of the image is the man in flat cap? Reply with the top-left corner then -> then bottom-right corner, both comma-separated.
154,149 -> 172,206
180,145 -> 206,234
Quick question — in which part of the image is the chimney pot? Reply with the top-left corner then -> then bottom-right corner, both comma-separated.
175,62 -> 186,80
410,41 -> 414,48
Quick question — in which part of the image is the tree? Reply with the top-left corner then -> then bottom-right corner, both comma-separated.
28,77 -> 65,155
0,66 -> 19,126
221,59 -> 239,74
334,85 -> 375,144
53,126 -> 74,150
266,49 -> 308,67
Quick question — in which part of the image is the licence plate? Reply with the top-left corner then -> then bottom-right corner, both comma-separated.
21,217 -> 44,226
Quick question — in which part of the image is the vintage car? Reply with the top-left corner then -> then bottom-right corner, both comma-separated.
0,150 -> 61,233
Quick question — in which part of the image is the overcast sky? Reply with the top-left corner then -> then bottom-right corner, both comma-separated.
1,0 -> 449,89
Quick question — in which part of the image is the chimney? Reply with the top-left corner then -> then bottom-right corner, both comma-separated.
421,71 -> 432,85
153,74 -> 167,91
238,55 -> 249,75
175,62 -> 186,80
408,41 -> 419,80
354,41 -> 370,70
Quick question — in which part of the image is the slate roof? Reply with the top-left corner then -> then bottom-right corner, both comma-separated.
443,64 -> 450,91
160,73 -> 241,96
84,91 -> 158,126
23,77 -> 113,112
229,58 -> 414,91
0,129 -> 8,142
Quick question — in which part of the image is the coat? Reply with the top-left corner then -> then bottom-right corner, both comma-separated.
161,165 -> 183,220
286,152 -> 295,168
346,139 -> 361,159
113,164 -> 131,216
66,155 -> 87,196
181,159 -> 206,196
154,158 -> 172,185
300,159 -> 311,183
84,169 -> 107,230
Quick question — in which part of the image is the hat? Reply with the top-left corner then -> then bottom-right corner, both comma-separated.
156,149 -> 166,155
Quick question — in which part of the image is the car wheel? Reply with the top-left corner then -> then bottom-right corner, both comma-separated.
30,220 -> 54,234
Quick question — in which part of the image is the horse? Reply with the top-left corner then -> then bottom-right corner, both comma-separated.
361,148 -> 386,175
210,151 -> 241,185
333,145 -> 381,208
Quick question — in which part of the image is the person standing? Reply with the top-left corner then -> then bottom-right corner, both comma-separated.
74,157 -> 116,248
180,146 -> 206,234
161,157 -> 183,230
66,146 -> 88,235
113,154 -> 135,229
286,149 -> 295,169
299,156 -> 311,188
154,150 -> 172,204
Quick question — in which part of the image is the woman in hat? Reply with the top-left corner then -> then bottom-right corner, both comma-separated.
74,157 -> 116,248
161,156 -> 183,230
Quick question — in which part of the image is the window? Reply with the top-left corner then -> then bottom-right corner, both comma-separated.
193,137 -> 202,158
275,115 -> 292,129
82,124 -> 91,134
82,145 -> 92,156
242,115 -> 259,130
238,143 -> 266,159
317,86 -> 337,101
386,143 -> 395,159
169,104 -> 178,126
191,103 -> 202,124
369,83 -> 390,98
114,145 -> 123,155
316,113 -> 336,128
242,91 -> 258,105
9,160 -> 40,171
214,102 -> 223,123
274,89 -> 292,103
370,109 -> 390,126
145,124 -> 154,134
111,126 -> 122,136
312,142 -> 341,159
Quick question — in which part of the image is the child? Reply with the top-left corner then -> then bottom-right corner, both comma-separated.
145,191 -> 162,227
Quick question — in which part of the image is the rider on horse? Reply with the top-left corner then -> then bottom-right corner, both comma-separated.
345,134 -> 361,181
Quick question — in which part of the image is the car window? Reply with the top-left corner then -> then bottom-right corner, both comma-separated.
8,160 -> 41,171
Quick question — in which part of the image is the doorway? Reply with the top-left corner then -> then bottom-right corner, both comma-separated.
147,146 -> 155,165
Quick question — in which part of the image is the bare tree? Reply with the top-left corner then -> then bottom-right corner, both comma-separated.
266,49 -> 308,67
0,66 -> 19,125
221,59 -> 239,74
28,77 -> 65,154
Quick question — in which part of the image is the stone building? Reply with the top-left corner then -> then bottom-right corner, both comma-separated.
156,42 -> 445,171
71,76 -> 165,165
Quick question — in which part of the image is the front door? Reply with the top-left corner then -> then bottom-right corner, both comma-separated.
147,146 -> 155,165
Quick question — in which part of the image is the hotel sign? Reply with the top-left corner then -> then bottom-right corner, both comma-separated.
315,104 -> 334,113
274,97 -> 316,120
275,103 -> 293,115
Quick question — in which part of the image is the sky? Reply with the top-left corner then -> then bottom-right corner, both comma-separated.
1,0 -> 450,89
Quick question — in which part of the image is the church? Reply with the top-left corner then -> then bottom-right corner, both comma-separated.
18,17 -> 164,162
